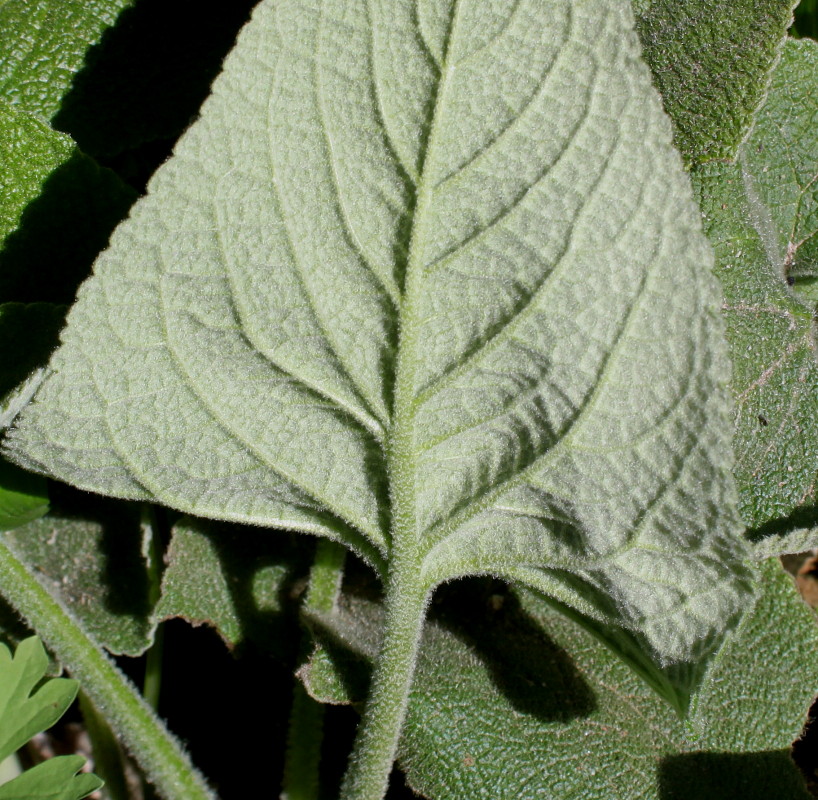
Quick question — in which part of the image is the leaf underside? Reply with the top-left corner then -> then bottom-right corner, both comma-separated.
6,0 -> 751,662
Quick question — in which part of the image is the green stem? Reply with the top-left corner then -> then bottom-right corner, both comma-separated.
0,534 -> 216,800
78,692 -> 131,800
339,561 -> 429,800
281,682 -> 326,800
141,505 -> 166,710
281,539 -> 347,800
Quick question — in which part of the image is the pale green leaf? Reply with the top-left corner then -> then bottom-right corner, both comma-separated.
6,0 -> 752,662
303,559 -> 816,799
0,636 -> 77,763
692,38 -> 818,531
633,0 -> 795,165
0,756 -> 102,800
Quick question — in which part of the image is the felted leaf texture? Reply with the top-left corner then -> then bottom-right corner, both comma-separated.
6,0 -> 751,662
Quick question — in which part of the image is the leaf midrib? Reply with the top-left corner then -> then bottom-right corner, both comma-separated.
388,0 -> 464,569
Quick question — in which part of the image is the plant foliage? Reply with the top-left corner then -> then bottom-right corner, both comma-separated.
0,637 -> 102,800
0,1 -> 816,799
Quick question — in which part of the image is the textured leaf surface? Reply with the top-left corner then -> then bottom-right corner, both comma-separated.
634,0 -> 795,165
154,518 -> 311,650
303,560 -> 816,799
2,494 -> 152,656
0,0 -> 132,121
0,100 -> 134,305
7,0 -> 751,662
0,756 -> 102,800
693,38 -> 818,530
0,637 -> 77,762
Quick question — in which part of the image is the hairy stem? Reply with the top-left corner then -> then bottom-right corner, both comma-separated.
142,505 -> 166,710
0,534 -> 216,800
339,560 -> 429,800
281,539 -> 347,800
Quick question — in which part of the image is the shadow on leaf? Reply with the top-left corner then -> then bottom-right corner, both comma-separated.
659,749 -> 810,800
52,0 -> 259,183
0,151 -> 134,305
430,577 -> 597,722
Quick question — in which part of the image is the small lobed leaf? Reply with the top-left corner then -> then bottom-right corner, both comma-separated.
6,0 -> 751,664
0,637 -> 78,763
0,755 -> 103,800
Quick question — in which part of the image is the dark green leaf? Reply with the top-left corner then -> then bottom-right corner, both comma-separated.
3,492 -> 153,656
302,560 -> 816,799
692,38 -> 818,532
634,0 -> 795,165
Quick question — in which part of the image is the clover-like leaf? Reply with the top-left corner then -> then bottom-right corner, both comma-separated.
0,636 -> 77,762
0,756 -> 102,800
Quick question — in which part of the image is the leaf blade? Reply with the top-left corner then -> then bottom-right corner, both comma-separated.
6,0 -> 751,661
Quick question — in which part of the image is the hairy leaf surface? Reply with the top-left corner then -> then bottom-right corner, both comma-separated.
693,38 -> 818,534
154,518 -> 311,650
634,0 -> 795,165
302,560 -> 816,799
2,496 -> 153,655
6,0 -> 751,661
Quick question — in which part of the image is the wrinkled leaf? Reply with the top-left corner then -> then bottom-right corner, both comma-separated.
0,756 -> 102,800
0,0 -> 132,120
3,492 -> 153,656
0,636 -> 77,762
634,0 -> 795,165
692,38 -> 818,531
154,518 -> 311,651
303,560 -> 816,799
0,100 -> 134,305
7,0 -> 751,663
